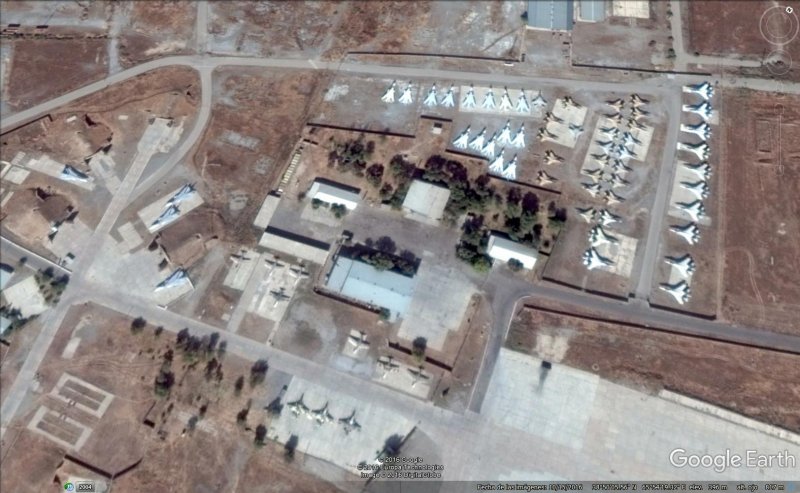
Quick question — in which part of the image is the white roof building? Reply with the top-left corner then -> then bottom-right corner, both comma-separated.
402,180 -> 451,222
487,235 -> 538,269
308,180 -> 361,210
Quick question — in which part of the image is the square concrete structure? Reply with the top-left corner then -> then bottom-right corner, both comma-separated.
402,180 -> 451,222
326,257 -> 416,322
487,235 -> 538,269
258,227 -> 330,265
2,275 -> 48,317
612,0 -> 649,18
308,179 -> 361,210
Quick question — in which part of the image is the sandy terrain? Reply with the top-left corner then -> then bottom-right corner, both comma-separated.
119,1 -> 196,68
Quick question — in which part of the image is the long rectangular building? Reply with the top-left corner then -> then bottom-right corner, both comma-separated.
326,257 -> 416,321
528,0 -> 574,31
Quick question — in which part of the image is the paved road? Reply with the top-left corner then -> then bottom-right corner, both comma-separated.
0,236 -> 71,277
196,1 -> 208,55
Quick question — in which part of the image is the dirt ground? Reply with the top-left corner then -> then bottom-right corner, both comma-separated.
4,38 -> 108,112
508,305 -> 800,432
719,89 -> 800,335
119,1 -> 196,68
0,302 -> 343,492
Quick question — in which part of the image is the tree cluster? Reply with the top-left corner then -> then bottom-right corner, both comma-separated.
327,137 -> 375,176
154,349 -> 175,397
175,328 -> 225,363
249,359 -> 269,387
385,154 -> 417,208
422,155 -> 496,221
504,188 -> 542,248
455,215 -> 493,272
35,268 -> 69,306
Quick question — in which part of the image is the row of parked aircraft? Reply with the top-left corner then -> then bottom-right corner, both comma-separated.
286,394 -> 363,434
488,152 -> 518,180
461,86 -> 547,113
151,184 -> 196,228
453,122 -> 526,154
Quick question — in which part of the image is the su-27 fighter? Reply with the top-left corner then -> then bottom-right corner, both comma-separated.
423,84 -> 438,107
287,394 -> 311,418
660,280 -> 692,305
544,149 -> 564,165
682,162 -> 712,181
381,81 -> 396,103
589,225 -> 619,247
680,122 -> 712,140
311,402 -> 335,425
482,86 -> 497,110
676,200 -> 706,222
462,85 -> 477,108
499,88 -> 514,112
677,141 -> 711,160
670,222 -> 701,245
530,91 -> 547,110
339,410 -> 362,434
664,254 -> 697,279
537,170 -> 557,186
399,83 -> 414,105
441,85 -> 456,107
680,180 -> 710,200
683,81 -> 715,101
582,247 -> 615,270
682,101 -> 713,121
167,183 -> 196,206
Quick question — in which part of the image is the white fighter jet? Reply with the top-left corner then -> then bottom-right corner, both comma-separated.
516,91 -> 531,113
469,128 -> 487,151
659,280 -> 692,305
683,81 -> 714,100
581,182 -> 602,197
167,183 -> 196,207
510,125 -> 526,148
611,158 -> 633,173
545,111 -> 564,124
591,152 -> 611,166
339,410 -> 362,434
287,394 -> 311,417
670,222 -> 701,245
596,140 -> 615,153
682,101 -> 713,121
538,127 -> 557,142
605,112 -> 624,124
381,81 -> 396,103
598,209 -> 621,226
489,152 -> 506,174
630,93 -> 648,107
568,123 -> 584,140
589,225 -> 620,247
399,83 -> 414,105
441,85 -> 456,107
676,200 -> 706,222
498,121 -> 513,145
630,106 -> 649,120
622,132 -> 642,147
617,144 -> 637,161
408,367 -> 431,388
582,247 -> 615,270
482,87 -> 497,110
677,141 -> 711,160
610,173 -> 630,189
683,162 -> 712,181
606,98 -> 625,110
453,126 -> 471,149
576,206 -> 596,223
155,268 -> 190,291
377,356 -> 400,378
499,88 -> 513,111
61,165 -> 90,182
502,155 -> 518,180
627,118 -> 648,130
151,204 -> 180,228
462,85 -> 477,108
347,330 -> 369,353
562,95 -> 580,108
481,133 -> 497,158
423,84 -> 438,107
537,170 -> 557,186
530,91 -> 547,110
680,180 -> 710,200
680,122 -> 712,140
599,126 -> 619,140
665,254 -> 696,278
311,402 -> 335,425
584,167 -> 604,182
544,150 -> 564,165
604,190 -> 625,205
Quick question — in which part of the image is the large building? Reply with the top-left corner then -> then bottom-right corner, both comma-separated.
578,0 -> 606,22
325,257 -> 416,322
308,179 -> 361,211
527,0 -> 574,31
259,226 -> 331,265
402,180 -> 451,222
487,235 -> 539,270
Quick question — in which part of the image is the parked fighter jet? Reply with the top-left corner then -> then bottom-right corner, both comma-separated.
452,127 -> 471,149
538,127 -> 557,141
167,183 -> 196,207
423,84 -> 438,107
408,367 -> 431,387
568,123 -> 584,140
311,402 -> 335,425
630,94 -> 648,107
582,247 -> 614,270
598,209 -> 621,226
676,200 -> 706,222
489,152 -> 506,174
151,204 -> 180,228
677,141 -> 711,160
498,121 -> 513,145
683,81 -> 714,100
577,206 -> 596,223
611,158 -> 633,173
581,182 -> 602,197
622,131 -> 642,147
462,86 -> 477,108
680,180 -> 710,200
599,126 -> 619,139
680,122 -> 712,140
155,269 -> 190,291
516,91 -> 531,113
630,106 -> 649,120
399,83 -> 414,105
510,125 -> 526,148
381,81 -> 397,103
347,330 -> 369,353
499,88 -> 513,111
606,98 -> 624,110
287,394 -> 310,417
665,254 -> 696,278
584,167 -> 604,182
589,225 -> 620,247
670,222 -> 701,245
480,134 -> 497,158
627,118 -> 648,130
591,152 -> 611,165
502,156 -> 518,180
441,85 -> 456,107
682,101 -> 713,120
339,410 -> 362,434
61,165 -> 90,182
595,140 -> 615,153
604,112 -> 624,124
537,170 -> 557,186
377,356 -> 400,378
617,144 -> 637,161
682,162 -> 712,180
530,91 -> 547,110
659,280 -> 692,305
469,128 -> 487,151
611,173 -> 630,188
482,87 -> 497,110
545,111 -> 564,124
562,95 -> 580,108
604,190 -> 625,204
544,149 -> 564,165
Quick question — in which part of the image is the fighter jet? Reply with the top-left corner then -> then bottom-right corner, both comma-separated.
287,394 -> 310,417
622,132 -> 642,147
604,112 -> 624,124
480,133 -> 497,158
61,165 -> 90,182
683,81 -> 714,100
339,410 -> 362,434
598,209 -> 621,226
680,122 -> 712,140
482,87 -> 497,110
515,91 -> 531,113
680,180 -> 710,200
399,83 -> 414,105
441,85 -> 456,107
582,247 -> 615,270
311,402 -> 335,425
611,173 -> 630,189
676,200 -> 706,222
537,170 -> 557,186
502,155 -> 518,180
627,118 -> 648,130
617,144 -> 637,161
538,127 -> 557,142
606,98 -> 625,110
589,225 -> 620,247
545,111 -> 564,124
665,254 -> 696,279
591,152 -> 611,166
682,101 -> 713,121
167,184 -> 196,207
452,127 -> 471,149
568,123 -> 584,140
596,140 -> 615,153
462,85 -> 477,108
377,356 -> 400,378
581,182 -> 602,197
611,158 -> 633,173
151,204 -> 180,228
489,152 -> 506,174
381,81 -> 397,103
604,190 -> 625,205
423,84 -> 438,107
584,167 -> 604,182
577,206 -> 596,223
599,126 -> 619,140
498,121 -> 513,145
562,95 -> 580,108
510,125 -> 526,148
630,106 -> 649,120
347,330 -> 369,353
682,162 -> 712,180
155,268 -> 190,291
630,93 -> 649,107
408,367 -> 431,388
544,149 -> 564,165
530,91 -> 547,110
677,141 -> 711,160
659,280 -> 692,305
499,88 -> 513,111
469,128 -> 487,151
670,222 -> 701,245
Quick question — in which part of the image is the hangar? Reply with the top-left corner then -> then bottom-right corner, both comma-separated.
402,180 -> 451,222
308,179 -> 361,211
487,234 -> 539,269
